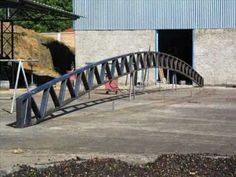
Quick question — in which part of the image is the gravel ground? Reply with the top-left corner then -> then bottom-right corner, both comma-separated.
4,154 -> 236,177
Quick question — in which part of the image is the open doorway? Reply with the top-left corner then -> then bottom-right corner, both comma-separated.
158,30 -> 193,84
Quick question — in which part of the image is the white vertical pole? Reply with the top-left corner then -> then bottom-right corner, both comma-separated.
20,62 -> 29,90
10,61 -> 29,113
147,68 -> 150,86
175,74 -> 177,89
132,72 -> 135,100
167,69 -> 170,84
155,30 -> 159,83
142,69 -> 145,92
129,74 -> 132,101
172,73 -> 177,90
10,61 -> 21,113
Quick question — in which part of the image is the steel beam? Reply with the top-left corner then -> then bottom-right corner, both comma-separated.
15,51 -> 204,128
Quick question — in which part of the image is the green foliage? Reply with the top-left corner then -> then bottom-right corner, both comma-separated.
15,0 -> 73,32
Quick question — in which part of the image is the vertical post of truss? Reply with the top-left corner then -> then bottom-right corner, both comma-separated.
132,72 -> 136,100
129,73 -> 136,100
0,8 -> 15,85
0,21 -> 3,77
129,74 -> 132,101
16,96 -> 32,128
0,21 -> 3,57
11,21 -> 15,85
3,21 -> 15,85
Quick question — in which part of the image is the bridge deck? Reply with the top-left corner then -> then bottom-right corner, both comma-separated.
0,86 -> 236,173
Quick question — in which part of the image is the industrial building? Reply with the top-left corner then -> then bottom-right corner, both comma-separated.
73,0 -> 236,85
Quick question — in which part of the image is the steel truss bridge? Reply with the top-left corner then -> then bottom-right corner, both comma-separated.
15,51 -> 204,128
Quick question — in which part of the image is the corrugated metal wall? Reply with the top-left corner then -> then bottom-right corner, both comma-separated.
74,0 -> 236,30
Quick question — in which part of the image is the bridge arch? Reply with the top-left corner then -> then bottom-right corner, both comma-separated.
16,51 -> 204,128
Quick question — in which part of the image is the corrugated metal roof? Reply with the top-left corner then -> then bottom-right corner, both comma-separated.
0,0 -> 81,20
74,0 -> 236,30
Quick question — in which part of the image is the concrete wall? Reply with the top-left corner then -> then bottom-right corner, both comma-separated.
41,32 -> 75,48
75,29 -> 236,86
75,30 -> 156,85
75,30 -> 155,67
75,30 -> 155,85
195,29 -> 236,85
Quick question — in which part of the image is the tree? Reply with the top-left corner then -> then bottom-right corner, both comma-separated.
15,0 -> 73,32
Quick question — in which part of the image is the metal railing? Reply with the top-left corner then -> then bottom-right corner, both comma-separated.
16,51 -> 204,128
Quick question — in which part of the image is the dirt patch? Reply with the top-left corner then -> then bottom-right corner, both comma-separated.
4,154 -> 236,177
1,25 -> 75,79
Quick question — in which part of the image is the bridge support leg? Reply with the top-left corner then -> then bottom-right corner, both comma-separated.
167,69 -> 170,84
129,74 -> 132,100
142,69 -> 145,92
172,73 -> 177,90
133,72 -> 136,100
16,97 -> 32,128
129,73 -> 135,100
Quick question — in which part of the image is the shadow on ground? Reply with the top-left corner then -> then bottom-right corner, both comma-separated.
8,87 -> 194,128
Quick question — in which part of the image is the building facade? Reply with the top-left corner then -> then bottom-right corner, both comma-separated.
73,0 -> 236,85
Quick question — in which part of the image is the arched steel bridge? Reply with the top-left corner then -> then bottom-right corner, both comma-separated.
15,51 -> 204,128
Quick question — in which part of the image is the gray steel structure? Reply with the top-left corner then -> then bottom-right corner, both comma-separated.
16,52 -> 204,128
74,0 -> 236,30
0,0 -> 80,84
0,0 -> 80,21
0,0 -> 81,59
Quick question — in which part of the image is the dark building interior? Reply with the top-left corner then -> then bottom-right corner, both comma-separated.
158,29 -> 193,84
